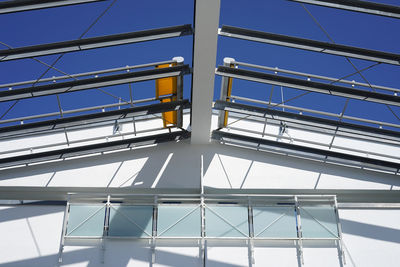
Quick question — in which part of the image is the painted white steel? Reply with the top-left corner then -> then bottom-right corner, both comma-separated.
190,0 -> 221,144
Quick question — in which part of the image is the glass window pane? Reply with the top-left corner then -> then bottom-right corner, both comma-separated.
108,205 -> 153,237
253,206 -> 297,238
300,205 -> 338,238
205,206 -> 249,237
66,204 -> 105,237
157,205 -> 201,237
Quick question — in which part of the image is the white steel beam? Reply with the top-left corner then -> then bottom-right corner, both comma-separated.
190,0 -> 221,144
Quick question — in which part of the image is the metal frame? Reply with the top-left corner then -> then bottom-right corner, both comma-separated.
58,194 -> 341,265
212,130 -> 400,173
0,130 -> 190,168
0,60 -> 177,89
0,64 -> 190,102
229,95 -> 400,130
0,25 -> 192,61
214,100 -> 400,143
218,25 -> 400,65
58,194 -> 341,266
288,0 -> 400,19
0,0 -> 106,14
216,65 -> 400,106
232,60 -> 400,93
0,100 -> 190,138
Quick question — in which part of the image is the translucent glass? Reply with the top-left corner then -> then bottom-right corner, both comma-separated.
205,206 -> 249,237
253,206 -> 297,238
157,205 -> 201,237
108,205 -> 153,237
66,204 -> 106,237
300,205 -> 338,238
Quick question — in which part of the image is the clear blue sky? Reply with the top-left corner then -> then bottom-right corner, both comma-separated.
0,0 -> 399,130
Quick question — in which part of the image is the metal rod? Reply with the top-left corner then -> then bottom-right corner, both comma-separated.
0,97 -> 166,125
0,25 -> 193,62
295,196 -> 305,265
214,100 -> 400,143
229,95 -> 400,129
0,65 -> 190,102
233,61 -> 400,93
288,0 -> 400,19
216,66 -> 400,107
212,130 -> 400,172
0,100 -> 190,138
0,60 -> 176,89
227,125 -> 400,162
219,26 -> 400,65
0,0 -> 106,14
334,196 -> 347,265
0,130 -> 190,168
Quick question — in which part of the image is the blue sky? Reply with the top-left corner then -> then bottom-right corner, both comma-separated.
0,0 -> 399,130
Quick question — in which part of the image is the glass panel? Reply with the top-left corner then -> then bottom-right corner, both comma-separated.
157,205 -> 201,237
205,205 -> 249,237
108,205 -> 153,237
300,205 -> 338,238
66,204 -> 105,237
253,206 -> 297,238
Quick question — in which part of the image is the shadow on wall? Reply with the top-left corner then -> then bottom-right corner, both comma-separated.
341,218 -> 400,244
0,242 -> 249,267
0,139 -> 399,190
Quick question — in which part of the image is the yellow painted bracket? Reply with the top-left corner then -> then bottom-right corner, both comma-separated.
155,63 -> 178,128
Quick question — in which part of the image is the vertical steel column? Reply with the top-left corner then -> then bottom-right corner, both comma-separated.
190,0 -> 221,144
200,155 -> 206,267
151,196 -> 158,264
294,196 -> 304,265
101,195 -> 111,264
218,57 -> 235,128
334,196 -> 347,265
173,56 -> 185,128
57,200 -> 70,266
247,197 -> 255,266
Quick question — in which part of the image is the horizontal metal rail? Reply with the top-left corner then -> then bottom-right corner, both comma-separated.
0,64 -> 190,102
214,100 -> 400,142
0,126 -> 168,157
229,95 -> 400,130
0,60 -> 176,89
232,61 -> 400,93
288,0 -> 400,19
0,130 -> 190,168
1,188 -> 399,203
0,24 -> 193,61
216,66 -> 400,106
218,25 -> 400,65
0,100 -> 190,138
0,0 -> 105,14
212,130 -> 400,173
228,125 -> 400,162
0,97 -> 167,125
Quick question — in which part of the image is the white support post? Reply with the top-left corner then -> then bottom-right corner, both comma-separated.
200,155 -> 206,266
190,0 -> 221,144
248,197 -> 255,266
101,195 -> 111,264
151,196 -> 158,265
173,56 -> 185,128
334,196 -> 346,265
295,196 -> 304,265
57,200 -> 70,266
